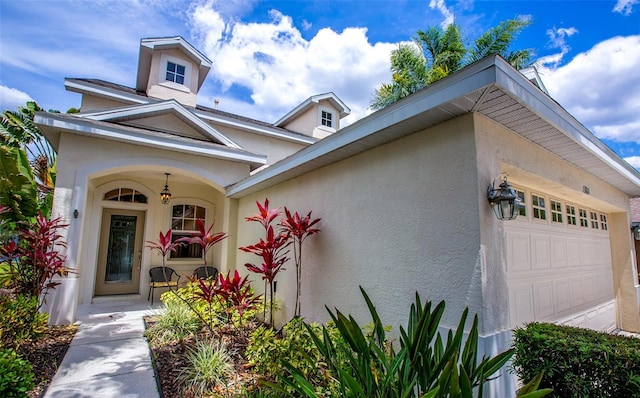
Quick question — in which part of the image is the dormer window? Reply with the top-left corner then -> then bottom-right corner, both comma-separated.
321,110 -> 333,128
166,62 -> 186,85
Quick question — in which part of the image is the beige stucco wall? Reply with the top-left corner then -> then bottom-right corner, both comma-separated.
281,100 -> 339,137
234,114 -> 483,330
147,48 -> 198,106
80,95 -> 131,112
473,112 -> 639,333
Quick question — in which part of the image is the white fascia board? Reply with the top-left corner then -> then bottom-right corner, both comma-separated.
35,114 -> 266,166
195,110 -> 317,145
274,93 -> 351,126
141,37 -> 212,67
81,100 -> 242,149
65,79 -> 149,105
493,58 -> 640,189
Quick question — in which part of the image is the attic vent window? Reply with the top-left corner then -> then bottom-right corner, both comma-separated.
321,110 -> 333,128
166,61 -> 186,84
104,188 -> 147,203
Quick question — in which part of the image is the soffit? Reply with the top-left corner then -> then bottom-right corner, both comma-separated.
227,55 -> 640,198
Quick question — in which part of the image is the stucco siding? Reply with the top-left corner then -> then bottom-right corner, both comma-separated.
234,114 -> 483,331
219,124 -> 308,165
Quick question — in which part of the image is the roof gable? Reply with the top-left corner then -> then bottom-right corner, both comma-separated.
80,100 -> 241,148
275,92 -> 351,127
136,36 -> 212,92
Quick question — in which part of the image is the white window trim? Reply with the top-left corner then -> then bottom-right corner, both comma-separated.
166,198 -> 215,264
158,53 -> 192,91
318,106 -> 336,132
530,192 -> 548,224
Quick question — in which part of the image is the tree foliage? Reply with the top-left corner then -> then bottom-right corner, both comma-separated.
371,17 -> 533,110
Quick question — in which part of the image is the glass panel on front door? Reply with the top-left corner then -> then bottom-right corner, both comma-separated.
105,215 -> 137,283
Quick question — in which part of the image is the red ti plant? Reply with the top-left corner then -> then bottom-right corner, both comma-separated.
218,270 -> 261,326
240,198 -> 290,327
177,218 -> 227,277
280,208 -> 321,317
145,229 -> 184,268
14,211 -> 71,310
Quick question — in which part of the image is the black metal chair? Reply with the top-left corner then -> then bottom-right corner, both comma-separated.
192,266 -> 218,281
148,267 -> 180,305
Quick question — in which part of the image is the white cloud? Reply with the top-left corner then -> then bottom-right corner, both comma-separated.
538,35 -> 640,143
624,156 -> 640,168
536,26 -> 579,69
189,2 -> 396,124
429,0 -> 455,27
0,85 -> 33,111
613,0 -> 639,15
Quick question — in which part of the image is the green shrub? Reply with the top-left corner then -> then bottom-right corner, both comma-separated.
246,317 -> 342,395
177,339 -> 234,396
512,322 -> 640,397
0,348 -> 35,397
144,299 -> 202,346
0,294 -> 48,349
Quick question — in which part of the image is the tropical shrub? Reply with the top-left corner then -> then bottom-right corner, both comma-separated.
177,339 -> 235,396
512,322 -> 640,397
0,348 -> 35,398
246,317 -> 343,395
177,218 -> 227,268
0,294 -> 48,349
268,287 -> 551,397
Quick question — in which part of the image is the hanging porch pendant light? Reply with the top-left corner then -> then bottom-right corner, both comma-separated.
160,173 -> 172,204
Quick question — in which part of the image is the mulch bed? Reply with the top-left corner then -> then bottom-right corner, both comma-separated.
18,325 -> 78,398
145,316 -> 262,398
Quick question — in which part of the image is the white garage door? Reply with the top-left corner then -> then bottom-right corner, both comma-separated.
505,189 -> 616,331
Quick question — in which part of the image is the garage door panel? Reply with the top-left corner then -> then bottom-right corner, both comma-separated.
553,278 -> 571,313
509,284 -> 534,326
533,282 -> 555,319
551,237 -> 568,268
570,276 -> 584,307
532,234 -> 550,270
567,238 -> 581,267
507,232 -> 531,272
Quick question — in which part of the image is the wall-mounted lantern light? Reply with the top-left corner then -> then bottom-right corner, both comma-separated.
632,223 -> 640,240
73,209 -> 79,219
160,173 -> 172,205
487,173 -> 520,221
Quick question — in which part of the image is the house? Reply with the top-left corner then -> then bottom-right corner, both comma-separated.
36,37 -> 640,394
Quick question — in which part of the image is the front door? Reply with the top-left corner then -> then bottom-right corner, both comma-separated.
95,209 -> 145,296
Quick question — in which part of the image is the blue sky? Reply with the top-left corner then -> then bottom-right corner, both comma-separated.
1,0 -> 639,165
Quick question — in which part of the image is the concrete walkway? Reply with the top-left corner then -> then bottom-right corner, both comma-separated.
44,299 -> 162,398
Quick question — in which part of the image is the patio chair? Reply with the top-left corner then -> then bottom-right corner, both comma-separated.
192,266 -> 219,281
148,266 -> 180,305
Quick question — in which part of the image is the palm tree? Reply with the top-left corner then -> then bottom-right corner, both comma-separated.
371,17 -> 533,110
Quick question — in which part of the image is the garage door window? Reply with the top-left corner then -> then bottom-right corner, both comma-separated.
516,190 -> 526,216
566,204 -> 577,226
532,194 -> 546,220
551,200 -> 563,223
590,212 -> 599,229
600,214 -> 608,231
579,208 -> 589,228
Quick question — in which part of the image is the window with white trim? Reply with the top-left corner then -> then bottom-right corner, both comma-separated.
600,214 -> 608,231
531,194 -> 546,220
590,211 -> 599,229
566,204 -> 577,226
321,110 -> 333,128
550,199 -> 563,223
103,188 -> 147,203
166,61 -> 186,84
516,190 -> 526,217
170,204 -> 206,259
579,208 -> 589,228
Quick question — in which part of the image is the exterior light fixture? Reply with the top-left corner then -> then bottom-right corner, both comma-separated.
487,173 -> 520,221
160,173 -> 172,204
632,223 -> 640,241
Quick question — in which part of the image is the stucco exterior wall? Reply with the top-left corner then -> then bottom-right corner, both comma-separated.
217,124 -> 308,165
147,48 -> 198,106
234,114 -> 483,331
473,113 -> 639,332
281,100 -> 339,137
80,95 -> 131,112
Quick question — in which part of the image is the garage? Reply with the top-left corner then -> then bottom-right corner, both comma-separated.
505,185 -> 616,331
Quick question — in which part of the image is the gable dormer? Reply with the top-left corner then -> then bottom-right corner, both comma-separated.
135,37 -> 212,107
275,93 -> 350,139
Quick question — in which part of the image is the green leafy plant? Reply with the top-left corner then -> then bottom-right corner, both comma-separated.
0,348 -> 35,398
240,198 -> 290,327
279,208 -> 320,318
267,287 -> 551,398
177,218 -> 228,270
0,294 -> 49,349
513,322 -> 639,397
144,299 -> 202,346
177,339 -> 235,396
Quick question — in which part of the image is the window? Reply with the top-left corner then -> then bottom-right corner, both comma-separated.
516,190 -> 526,217
579,208 -> 589,228
600,214 -> 608,231
590,211 -> 599,229
321,110 -> 333,128
166,61 -> 186,84
170,204 -> 206,259
103,188 -> 147,204
550,200 -> 563,223
532,194 -> 546,220
566,204 -> 577,226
